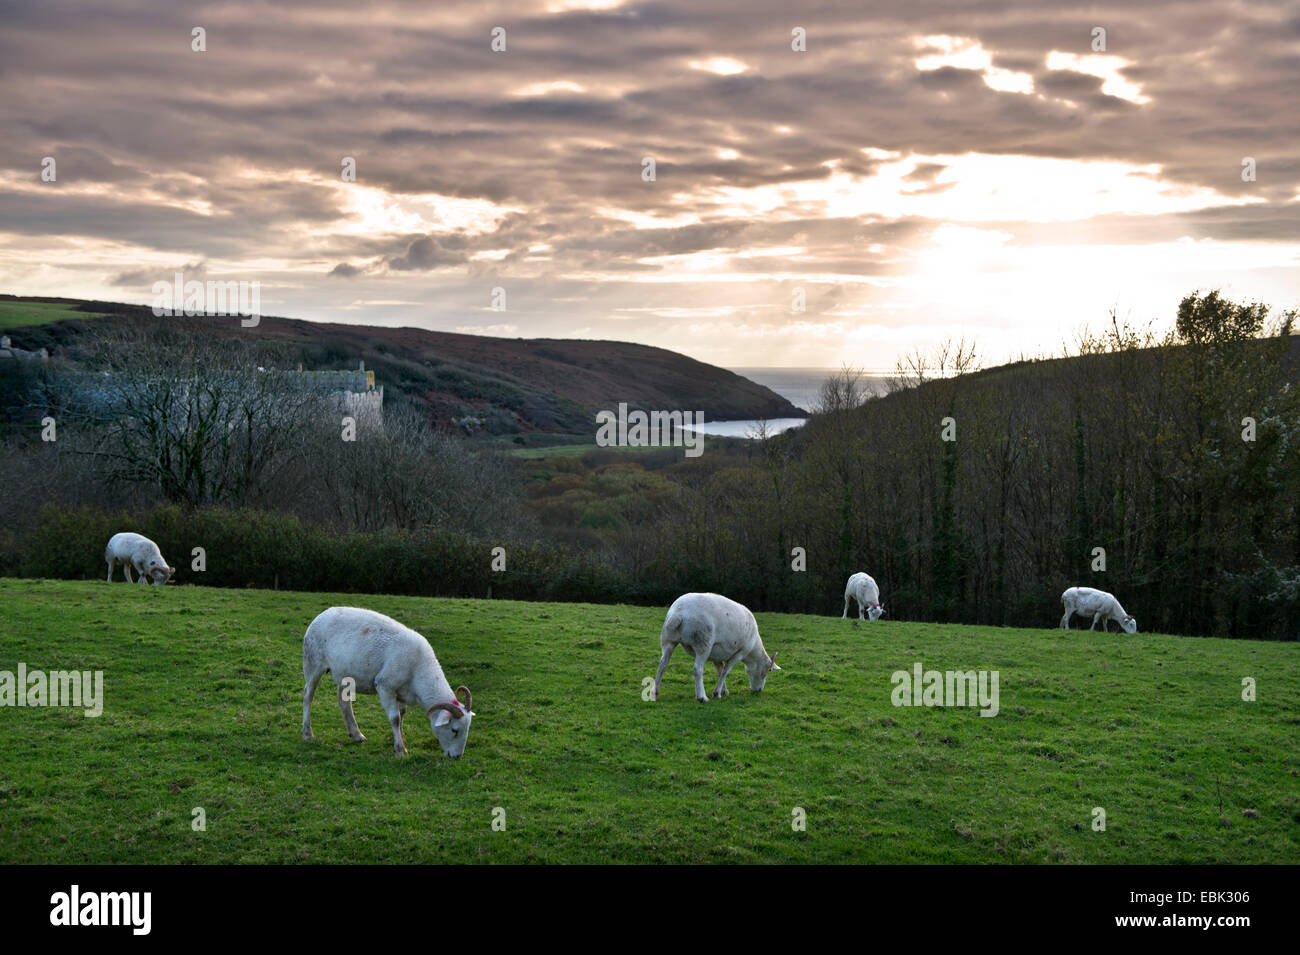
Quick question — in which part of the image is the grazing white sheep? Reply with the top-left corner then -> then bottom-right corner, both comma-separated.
301,607 -> 474,757
842,572 -> 885,622
1060,586 -> 1137,634
104,532 -> 175,586
652,592 -> 781,703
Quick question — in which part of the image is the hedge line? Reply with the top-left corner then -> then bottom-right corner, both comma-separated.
0,504 -> 678,606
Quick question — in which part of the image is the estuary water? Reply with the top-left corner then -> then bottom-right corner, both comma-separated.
681,367 -> 891,438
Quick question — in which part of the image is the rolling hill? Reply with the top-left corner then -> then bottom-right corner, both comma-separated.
0,295 -> 805,433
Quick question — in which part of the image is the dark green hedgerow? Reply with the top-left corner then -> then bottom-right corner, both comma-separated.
1,503 -> 671,606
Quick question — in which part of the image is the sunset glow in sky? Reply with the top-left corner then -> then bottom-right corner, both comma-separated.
1,1 -> 1297,368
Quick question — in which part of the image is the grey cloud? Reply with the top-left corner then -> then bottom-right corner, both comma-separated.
385,234 -> 471,272
1035,69 -> 1105,95
916,66 -> 986,90
109,260 -> 206,288
906,163 -> 948,183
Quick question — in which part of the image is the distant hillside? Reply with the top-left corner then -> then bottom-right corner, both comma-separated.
0,295 -> 805,433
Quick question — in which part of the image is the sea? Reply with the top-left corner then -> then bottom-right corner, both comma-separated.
679,367 -> 892,439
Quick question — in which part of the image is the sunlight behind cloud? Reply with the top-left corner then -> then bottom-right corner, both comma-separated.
1045,51 -> 1150,104
914,36 -> 1034,94
693,153 -> 1258,224
513,80 -> 588,97
325,178 -> 520,236
597,206 -> 703,230
545,0 -> 626,11
689,56 -> 750,75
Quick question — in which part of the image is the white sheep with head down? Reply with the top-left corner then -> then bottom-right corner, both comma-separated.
105,532 -> 175,586
842,572 -> 885,621
301,607 -> 475,757
652,592 -> 781,702
1060,586 -> 1137,634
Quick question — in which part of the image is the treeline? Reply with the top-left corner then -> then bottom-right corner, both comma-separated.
622,292 -> 1299,639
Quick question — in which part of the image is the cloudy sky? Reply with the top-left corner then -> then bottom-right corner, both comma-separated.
1,0 -> 1297,370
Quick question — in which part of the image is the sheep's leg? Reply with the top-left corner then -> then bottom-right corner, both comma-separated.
1090,613 -> 1100,631
377,685 -> 406,756
106,559 -> 114,582
692,648 -> 711,702
1060,609 -> 1071,630
652,643 -> 675,701
123,562 -> 134,583
301,668 -> 325,740
135,562 -> 148,585
859,598 -> 866,622
713,651 -> 743,698
842,595 -> 849,619
337,681 -> 366,742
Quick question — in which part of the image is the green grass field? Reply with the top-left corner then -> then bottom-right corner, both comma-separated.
0,578 -> 1295,864
0,300 -> 109,331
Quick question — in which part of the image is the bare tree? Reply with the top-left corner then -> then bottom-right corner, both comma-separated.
303,402 -> 520,535
50,327 -> 327,506
815,365 -> 870,414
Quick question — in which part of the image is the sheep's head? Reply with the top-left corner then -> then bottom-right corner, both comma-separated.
1121,615 -> 1138,634
149,562 -> 175,586
745,651 -> 781,692
428,686 -> 474,758
868,603 -> 885,622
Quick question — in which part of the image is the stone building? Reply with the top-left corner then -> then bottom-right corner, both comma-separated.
0,335 -> 49,361
292,361 -> 384,425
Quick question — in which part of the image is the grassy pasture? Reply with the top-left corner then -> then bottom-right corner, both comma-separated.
0,578 -> 1295,864
0,299 -> 109,331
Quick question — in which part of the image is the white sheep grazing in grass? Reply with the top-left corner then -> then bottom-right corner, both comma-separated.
842,572 -> 885,622
105,532 -> 175,586
1060,586 -> 1137,634
301,607 -> 474,757
652,592 -> 781,703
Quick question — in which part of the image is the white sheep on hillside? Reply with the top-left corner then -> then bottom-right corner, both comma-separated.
652,592 -> 781,702
842,572 -> 885,621
1060,586 -> 1137,634
301,607 -> 475,757
105,532 -> 175,586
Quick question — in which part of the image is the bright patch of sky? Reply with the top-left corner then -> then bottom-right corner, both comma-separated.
513,80 -> 588,97
688,56 -> 750,75
914,35 -> 1150,105
691,153 -> 1257,224
327,179 -> 520,236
